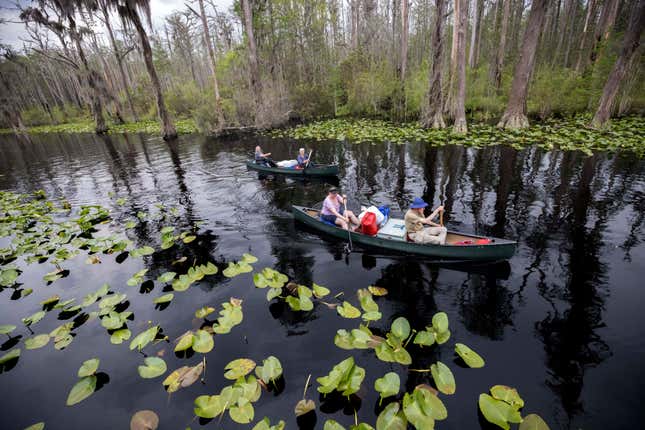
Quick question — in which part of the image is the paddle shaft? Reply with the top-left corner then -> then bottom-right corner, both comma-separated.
440,209 -> 444,227
305,150 -> 313,168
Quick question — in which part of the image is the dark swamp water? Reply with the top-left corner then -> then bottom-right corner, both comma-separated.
0,132 -> 644,430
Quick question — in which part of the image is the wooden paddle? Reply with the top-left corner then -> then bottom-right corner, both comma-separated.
305,149 -> 313,168
440,207 -> 444,227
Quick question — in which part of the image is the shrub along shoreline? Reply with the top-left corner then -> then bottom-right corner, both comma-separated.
1,115 -> 643,156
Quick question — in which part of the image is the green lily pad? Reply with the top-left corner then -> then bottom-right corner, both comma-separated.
129,326 -> 159,351
138,357 -> 167,379
413,330 -> 435,347
323,420 -> 346,430
374,372 -> 400,400
430,361 -> 455,395
153,293 -> 174,304
455,343 -> 485,368
376,401 -> 407,430
312,283 -> 330,298
241,253 -> 258,264
391,317 -> 411,340
110,329 -> 131,344
174,331 -> 194,352
368,286 -> 388,296
195,306 -> 215,319
22,310 -> 46,326
25,334 -> 50,350
490,385 -> 525,409
519,414 -> 550,430
255,356 -> 283,383
127,269 -> 148,286
0,324 -> 16,335
156,272 -> 176,283
229,400 -> 254,424
40,295 -> 60,306
252,417 -> 286,430
194,394 -> 225,418
192,330 -> 214,353
78,358 -> 100,377
431,312 -> 449,333
66,376 -> 97,406
0,348 -> 20,365
337,301 -> 361,318
317,356 -> 365,396
478,393 -> 523,430
23,423 -> 45,430
224,358 -> 256,380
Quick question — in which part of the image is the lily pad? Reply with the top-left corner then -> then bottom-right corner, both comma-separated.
195,306 -> 215,319
323,420 -> 346,430
391,317 -> 411,340
312,283 -> 330,298
294,399 -> 315,416
192,330 -> 214,353
241,253 -> 258,264
224,358 -> 256,380
23,423 -> 45,430
66,376 -> 97,406
156,272 -> 176,283
0,348 -> 20,365
255,356 -> 283,383
129,326 -> 159,351
478,393 -> 523,430
138,357 -> 167,379
78,358 -> 100,377
0,324 -> 16,335
430,361 -> 455,395
252,417 -> 286,430
25,334 -> 50,350
130,410 -> 159,430
229,400 -> 254,424
110,329 -> 131,345
455,343 -> 485,368
194,394 -> 225,418
22,310 -> 46,326
376,401 -> 407,430
374,372 -> 400,400
490,385 -> 525,409
153,293 -> 174,304
174,331 -> 194,352
337,301 -> 361,318
368,286 -> 388,296
519,414 -> 550,430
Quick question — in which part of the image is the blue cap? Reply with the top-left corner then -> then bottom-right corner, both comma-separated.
410,197 -> 428,209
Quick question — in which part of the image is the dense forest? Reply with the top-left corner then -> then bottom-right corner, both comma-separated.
0,0 -> 643,139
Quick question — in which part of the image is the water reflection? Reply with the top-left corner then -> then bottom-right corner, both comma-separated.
0,132 -> 643,429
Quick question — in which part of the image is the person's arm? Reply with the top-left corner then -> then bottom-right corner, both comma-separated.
262,152 -> 272,157
424,206 -> 444,226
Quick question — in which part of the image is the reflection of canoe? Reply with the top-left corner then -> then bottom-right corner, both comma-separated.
246,161 -> 339,177
292,205 -> 517,261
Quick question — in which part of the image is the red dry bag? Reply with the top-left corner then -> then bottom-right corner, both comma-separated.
361,212 -> 378,236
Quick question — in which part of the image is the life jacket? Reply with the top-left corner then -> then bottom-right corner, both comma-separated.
361,212 -> 378,236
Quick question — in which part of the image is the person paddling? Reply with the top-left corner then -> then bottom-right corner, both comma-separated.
320,187 -> 359,231
297,148 -> 312,168
254,146 -> 276,167
404,197 -> 447,245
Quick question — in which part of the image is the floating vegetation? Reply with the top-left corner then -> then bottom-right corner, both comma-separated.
270,116 -> 645,156
0,119 -> 198,135
0,190 -> 553,428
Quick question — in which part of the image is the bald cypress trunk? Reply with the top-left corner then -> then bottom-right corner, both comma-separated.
491,0 -> 511,90
241,0 -> 264,125
198,0 -> 225,130
421,0 -> 447,128
453,0 -> 469,133
592,0 -> 645,128
498,0 -> 549,129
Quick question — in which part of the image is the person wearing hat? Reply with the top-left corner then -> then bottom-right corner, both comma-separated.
404,197 -> 447,245
320,187 -> 359,230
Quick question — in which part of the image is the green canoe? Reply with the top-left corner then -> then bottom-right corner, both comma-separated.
246,160 -> 339,177
292,205 -> 517,261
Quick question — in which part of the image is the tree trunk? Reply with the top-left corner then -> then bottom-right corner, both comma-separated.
421,0 -> 448,128
240,0 -> 263,125
447,0 -> 460,116
198,0 -> 224,130
469,0 -> 483,67
400,0 -> 409,80
491,0 -> 512,90
591,0 -> 644,128
575,0 -> 597,71
498,0 -> 549,129
100,0 -> 137,121
68,16 -> 108,134
129,7 -> 177,140
351,0 -> 360,50
453,0 -> 469,133
589,0 -> 620,66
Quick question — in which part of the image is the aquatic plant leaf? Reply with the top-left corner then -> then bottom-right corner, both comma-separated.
413,330 -> 435,347
430,361 -> 455,395
376,401 -> 407,430
138,357 -> 167,379
351,424 -> 375,430
454,343 -> 485,368
0,324 -> 16,335
41,295 -> 60,306
519,414 -> 550,430
374,372 -> 400,399
86,255 -> 101,265
223,262 -> 239,277
294,399 -> 315,416
130,410 -> 159,430
20,288 -> 33,298
43,270 -> 63,283
266,287 -> 282,301
225,358 -> 256,380
337,301 -> 361,318
195,306 -> 215,319
192,330 -> 214,353
391,317 -> 411,340
415,385 -> 447,420
402,392 -> 435,430
229,400 -> 254,424
156,272 -> 176,283
181,362 -> 205,387
312,283 -> 330,298
22,310 -> 46,326
241,253 -> 258,264
127,269 -> 148,286
101,312 -> 125,330
129,326 -> 159,351
490,385 -> 525,409
357,289 -> 379,312
0,348 -> 20,364
362,311 -> 382,322
153,293 -> 174,304
23,422 -> 45,430
431,312 -> 449,333
323,420 -> 346,430
98,293 -> 126,309
125,220 -> 137,229
435,329 -> 451,345
54,334 -> 74,350
25,334 -> 50,350
201,262 -> 218,275
368,286 -> 388,296
110,329 -> 131,344
478,393 -> 523,430
252,417 -> 286,430
172,274 -> 193,291
162,366 -> 190,393
255,356 -> 283,383
182,235 -> 196,243
317,356 -> 364,396
0,268 -> 19,286
78,358 -> 100,377
194,395 -> 225,418
66,376 -> 97,406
